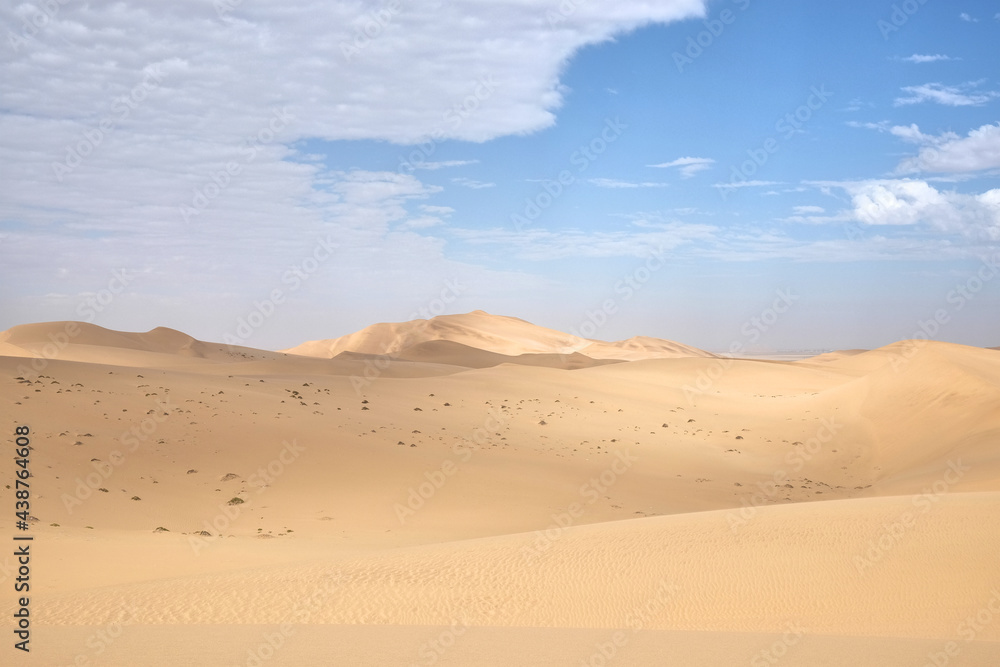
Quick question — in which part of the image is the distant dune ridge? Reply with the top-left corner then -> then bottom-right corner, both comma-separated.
1,312 -> 999,665
281,310 -> 718,362
0,311 -> 717,372
0,320 -> 285,367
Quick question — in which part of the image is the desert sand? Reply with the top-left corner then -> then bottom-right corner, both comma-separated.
2,312 -> 999,665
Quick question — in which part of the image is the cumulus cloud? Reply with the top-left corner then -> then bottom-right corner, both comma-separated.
895,123 -> 1000,174
836,180 -> 1000,239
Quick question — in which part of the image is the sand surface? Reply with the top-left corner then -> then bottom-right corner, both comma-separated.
2,314 -> 999,665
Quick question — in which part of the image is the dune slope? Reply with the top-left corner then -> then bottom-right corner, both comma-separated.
2,316 -> 999,665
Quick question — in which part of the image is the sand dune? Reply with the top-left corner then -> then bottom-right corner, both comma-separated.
283,310 -> 716,361
390,339 -> 623,370
2,313 -> 999,665
0,321 -> 289,368
577,335 -> 718,361
800,348 -> 868,363
25,493 -> 1000,637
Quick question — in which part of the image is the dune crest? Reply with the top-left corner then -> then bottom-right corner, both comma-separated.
282,310 -> 716,361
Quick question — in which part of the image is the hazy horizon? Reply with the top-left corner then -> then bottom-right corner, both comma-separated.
2,308 -> 988,356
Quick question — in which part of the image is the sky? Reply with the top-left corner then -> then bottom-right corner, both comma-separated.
1,0 -> 998,352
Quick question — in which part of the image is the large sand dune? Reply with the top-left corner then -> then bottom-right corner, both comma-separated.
2,314 -> 998,665
282,310 -> 717,361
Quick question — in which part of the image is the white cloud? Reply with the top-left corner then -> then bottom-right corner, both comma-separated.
846,120 -> 890,132
897,54 -> 958,64
588,178 -> 669,188
843,97 -> 871,112
838,180 -> 1000,239
959,12 -> 977,22
894,82 -> 999,107
415,160 -> 479,170
333,170 -> 440,206
712,180 -> 783,190
0,0 -> 708,322
399,216 -> 445,229
451,177 -> 496,189
848,181 -> 941,226
776,203 -> 849,225
895,123 -> 1000,173
648,156 -> 715,178
401,203 -> 456,229
420,205 -> 455,216
450,222 -> 716,260
889,123 -> 948,145
0,1 -> 707,146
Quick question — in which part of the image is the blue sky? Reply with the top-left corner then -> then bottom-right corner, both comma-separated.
1,0 -> 998,351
